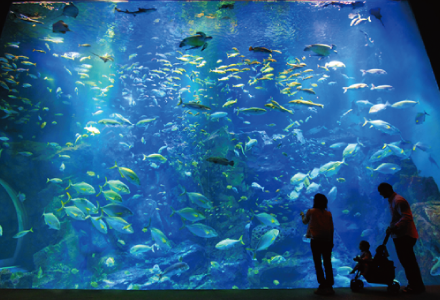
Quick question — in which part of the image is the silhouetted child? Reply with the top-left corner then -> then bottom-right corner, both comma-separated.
350,240 -> 372,276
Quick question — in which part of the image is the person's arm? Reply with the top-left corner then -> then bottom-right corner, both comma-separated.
300,209 -> 310,224
330,213 -> 334,241
392,198 -> 413,232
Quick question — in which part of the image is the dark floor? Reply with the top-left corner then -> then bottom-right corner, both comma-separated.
1,286 -> 440,300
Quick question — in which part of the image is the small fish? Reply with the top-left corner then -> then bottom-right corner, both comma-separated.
52,20 -> 70,34
17,192 -> 26,202
13,227 -> 33,238
415,111 -> 429,125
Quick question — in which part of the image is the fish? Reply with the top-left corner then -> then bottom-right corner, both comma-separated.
251,182 -> 264,192
143,153 -> 167,164
148,226 -> 171,250
304,44 -> 337,58
104,177 -> 130,194
68,193 -> 99,215
179,32 -> 212,51
13,228 -> 33,238
288,99 -> 324,108
62,2 -> 79,18
328,187 -> 337,202
215,236 -> 245,250
360,69 -> 387,76
234,107 -> 267,115
97,185 -> 122,202
323,61 -> 345,69
343,143 -> 360,160
367,163 -> 401,174
109,161 -> 140,186
391,100 -> 418,109
17,192 -> 26,202
115,7 -> 157,17
60,162 -> 65,172
210,112 -> 228,120
130,244 -> 156,254
57,200 -> 87,221
254,213 -> 280,227
206,157 -> 234,166
370,7 -> 384,26
245,137 -> 258,152
157,262 -> 189,279
47,178 -> 63,184
319,159 -> 347,177
170,206 -> 205,222
101,203 -> 133,217
185,223 -> 218,238
371,84 -> 394,91
52,20 -> 70,34
247,229 -> 280,259
65,180 -> 96,195
105,216 -> 134,234
177,97 -> 211,110
369,101 -> 389,114
415,111 -> 429,125
363,118 -> 401,136
90,215 -> 107,234
180,188 -> 213,209
342,83 -> 368,93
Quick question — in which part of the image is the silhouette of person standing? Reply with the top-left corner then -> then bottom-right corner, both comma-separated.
301,193 -> 335,295
378,182 -> 425,294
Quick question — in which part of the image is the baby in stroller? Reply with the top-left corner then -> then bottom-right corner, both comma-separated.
350,240 -> 372,276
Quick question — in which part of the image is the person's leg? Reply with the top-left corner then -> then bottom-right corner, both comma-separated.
322,241 -> 334,289
310,239 -> 325,288
393,237 -> 425,291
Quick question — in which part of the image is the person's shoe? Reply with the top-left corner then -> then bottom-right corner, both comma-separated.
314,287 -> 327,295
324,287 -> 335,295
402,285 -> 425,294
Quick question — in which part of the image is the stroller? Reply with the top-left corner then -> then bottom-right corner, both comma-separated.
350,232 -> 400,293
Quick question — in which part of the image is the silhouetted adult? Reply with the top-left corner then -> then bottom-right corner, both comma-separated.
301,193 -> 334,295
378,182 -> 425,294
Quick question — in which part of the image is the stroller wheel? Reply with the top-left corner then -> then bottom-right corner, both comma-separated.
350,279 -> 364,292
387,281 -> 400,293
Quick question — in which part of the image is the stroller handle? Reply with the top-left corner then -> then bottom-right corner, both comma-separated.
382,231 -> 391,245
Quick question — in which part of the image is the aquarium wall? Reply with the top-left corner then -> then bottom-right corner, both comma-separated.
0,0 -> 440,291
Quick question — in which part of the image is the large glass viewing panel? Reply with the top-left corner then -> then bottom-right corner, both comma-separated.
0,0 -> 439,291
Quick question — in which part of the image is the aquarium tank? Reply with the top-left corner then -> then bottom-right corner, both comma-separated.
0,0 -> 439,291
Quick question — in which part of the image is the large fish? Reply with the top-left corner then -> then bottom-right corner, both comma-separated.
115,7 -> 157,17
62,2 -> 79,18
105,216 -> 134,234
109,161 -> 140,186
43,213 -> 60,230
91,216 -> 107,234
254,213 -> 280,227
150,227 -> 172,250
52,20 -> 70,34
157,262 -> 189,279
247,229 -> 280,259
170,206 -> 205,222
101,203 -> 133,217
180,188 -> 213,209
367,163 -> 401,174
370,7 -> 384,26
65,180 -> 96,195
186,223 -> 218,238
319,160 -> 347,177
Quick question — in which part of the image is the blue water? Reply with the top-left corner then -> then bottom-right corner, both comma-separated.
0,0 -> 439,290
